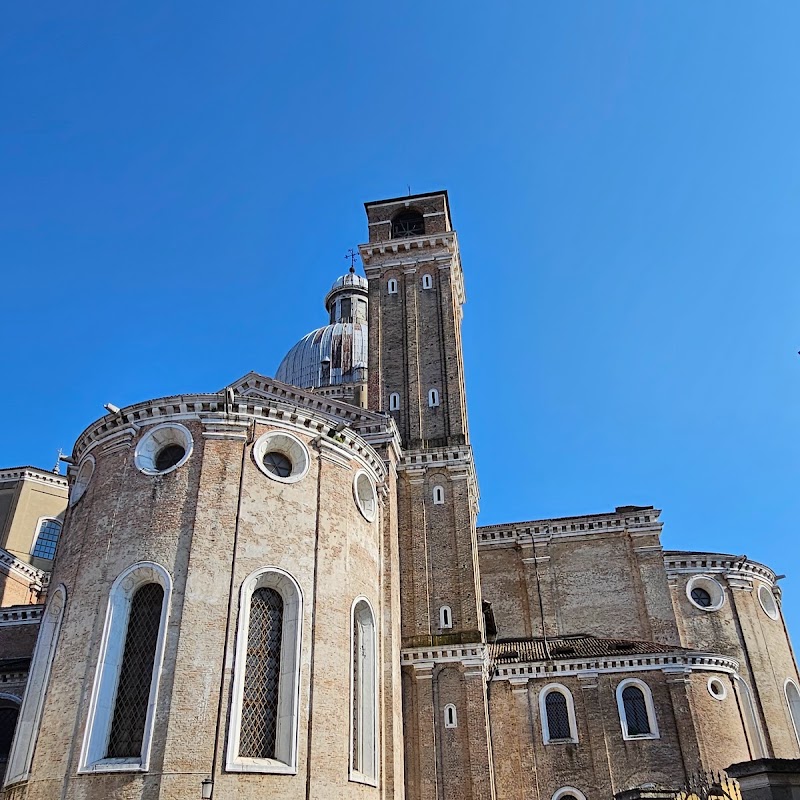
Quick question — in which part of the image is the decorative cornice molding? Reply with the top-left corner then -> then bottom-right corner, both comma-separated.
0,467 -> 68,491
401,643 -> 488,674
0,604 -> 44,627
664,551 -> 776,586
0,549 -> 48,586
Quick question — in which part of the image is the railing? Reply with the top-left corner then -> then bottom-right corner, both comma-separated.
673,771 -> 741,800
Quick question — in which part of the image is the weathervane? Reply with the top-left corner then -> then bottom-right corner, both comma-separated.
53,448 -> 65,474
345,248 -> 359,274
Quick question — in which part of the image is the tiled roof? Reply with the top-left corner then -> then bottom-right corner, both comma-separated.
489,635 -> 687,663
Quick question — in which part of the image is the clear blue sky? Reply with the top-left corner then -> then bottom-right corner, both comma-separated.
3,3 -> 799,633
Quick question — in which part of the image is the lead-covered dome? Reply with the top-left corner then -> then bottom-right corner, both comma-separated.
275,269 -> 369,395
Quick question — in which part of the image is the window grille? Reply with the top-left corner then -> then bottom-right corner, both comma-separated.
240,587 -> 284,759
622,685 -> 650,736
391,211 -> 424,239
107,583 -> 164,758
32,519 -> 62,560
545,691 -> 571,740
352,616 -> 361,768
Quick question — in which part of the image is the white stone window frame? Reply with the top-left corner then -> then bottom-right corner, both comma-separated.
70,455 -> 95,506
443,703 -> 457,729
428,388 -> 440,408
134,422 -> 193,476
539,683 -> 579,744
733,674 -> 767,758
432,485 -> 445,505
439,605 -> 453,630
353,470 -> 378,523
389,393 -> 400,411
253,430 -> 310,485
784,678 -> 800,748
686,574 -> 726,612
421,273 -> 433,290
552,787 -> 587,800
757,582 -> 780,620
4,585 -> 67,786
349,596 -> 378,787
615,677 -> 660,741
30,516 -> 63,561
387,278 -> 398,295
707,676 -> 728,701
79,562 -> 172,774
227,566 -> 303,775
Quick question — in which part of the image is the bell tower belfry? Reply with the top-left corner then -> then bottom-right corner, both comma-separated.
360,192 -> 495,800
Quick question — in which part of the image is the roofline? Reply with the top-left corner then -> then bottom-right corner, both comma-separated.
364,189 -> 451,217
477,505 -> 658,531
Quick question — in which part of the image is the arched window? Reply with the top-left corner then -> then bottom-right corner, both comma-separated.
444,704 -> 457,728
421,273 -> 433,290
552,788 -> 587,800
428,388 -> 440,408
439,605 -> 452,629
539,684 -> 578,743
31,518 -> 62,560
616,679 -> 659,740
80,563 -> 172,772
387,278 -> 398,294
734,675 -> 767,758
785,679 -> 800,748
432,485 -> 445,505
391,210 -> 424,239
5,585 -> 66,785
0,697 -> 21,784
389,393 -> 400,411
350,598 -> 377,784
227,567 -> 302,774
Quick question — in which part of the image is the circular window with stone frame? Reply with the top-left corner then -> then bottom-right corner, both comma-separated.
353,470 -> 377,522
69,455 -> 95,506
686,575 -> 725,612
253,430 -> 310,484
757,583 -> 779,621
707,677 -> 728,701
134,423 -> 194,475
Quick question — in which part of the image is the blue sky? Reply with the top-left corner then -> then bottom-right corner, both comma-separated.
3,3 -> 799,632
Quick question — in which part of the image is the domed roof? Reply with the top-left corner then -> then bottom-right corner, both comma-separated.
275,271 -> 369,391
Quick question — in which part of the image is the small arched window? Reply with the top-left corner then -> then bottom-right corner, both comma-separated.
785,679 -> 800,747
539,684 -> 578,743
552,788 -> 587,800
439,605 -> 452,629
389,393 -> 400,411
227,567 -> 303,774
616,679 -> 659,740
444,704 -> 457,729
351,598 -> 377,784
421,274 -> 433,290
80,563 -> 172,772
391,210 -> 424,239
432,485 -> 445,505
428,389 -> 440,408
387,278 -> 398,294
31,518 -> 62,560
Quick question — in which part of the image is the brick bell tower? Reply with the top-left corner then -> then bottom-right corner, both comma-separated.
360,192 -> 495,800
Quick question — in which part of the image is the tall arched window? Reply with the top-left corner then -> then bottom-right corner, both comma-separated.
785,679 -> 800,748
350,598 -> 377,784
734,675 -> 767,758
0,697 -> 21,784
227,567 -> 302,774
428,389 -> 440,408
80,563 -> 172,772
391,210 -> 424,238
5,585 -> 67,785
539,684 -> 578,743
31,518 -> 62,560
389,393 -> 400,411
444,704 -> 457,728
616,678 -> 659,740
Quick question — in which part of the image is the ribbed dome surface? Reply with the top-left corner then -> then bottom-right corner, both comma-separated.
275,322 -> 368,390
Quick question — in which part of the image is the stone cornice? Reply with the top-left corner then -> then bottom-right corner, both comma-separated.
0,604 -> 44,627
0,467 -> 68,491
0,548 -> 48,586
401,643 -> 488,674
397,446 -> 479,508
492,651 -> 739,683
664,551 -> 777,586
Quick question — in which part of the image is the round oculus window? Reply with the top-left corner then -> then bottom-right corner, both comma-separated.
686,575 -> 725,612
70,455 -> 95,506
707,677 -> 727,701
353,470 -> 377,522
758,584 -> 779,620
134,423 -> 193,475
253,430 -> 309,483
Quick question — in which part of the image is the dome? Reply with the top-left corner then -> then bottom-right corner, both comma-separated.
275,271 -> 369,391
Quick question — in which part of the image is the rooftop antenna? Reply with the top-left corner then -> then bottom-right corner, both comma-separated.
345,248 -> 358,274
407,184 -> 411,196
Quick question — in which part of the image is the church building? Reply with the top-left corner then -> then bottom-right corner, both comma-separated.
1,191 -> 799,800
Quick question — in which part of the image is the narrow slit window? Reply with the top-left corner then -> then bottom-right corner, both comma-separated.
422,274 -> 433,290
389,393 -> 400,411
428,389 -> 440,408
444,704 -> 457,728
433,485 -> 445,505
387,278 -> 398,294
439,605 -> 452,629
